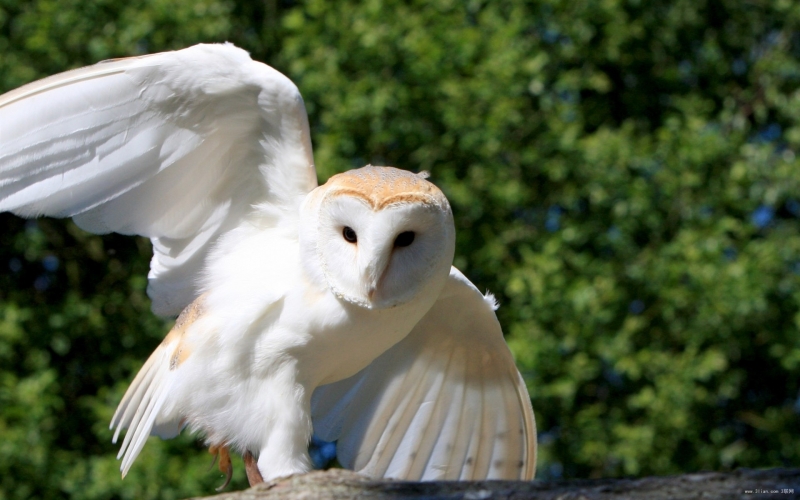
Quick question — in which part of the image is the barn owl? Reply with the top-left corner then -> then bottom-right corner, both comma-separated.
0,43 -> 536,486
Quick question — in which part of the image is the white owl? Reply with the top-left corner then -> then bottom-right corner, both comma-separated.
0,43 -> 536,486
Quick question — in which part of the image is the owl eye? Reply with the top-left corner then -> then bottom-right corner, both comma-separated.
394,231 -> 415,248
342,226 -> 357,243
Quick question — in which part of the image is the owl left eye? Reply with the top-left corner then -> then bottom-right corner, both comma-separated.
342,226 -> 357,243
394,231 -> 415,248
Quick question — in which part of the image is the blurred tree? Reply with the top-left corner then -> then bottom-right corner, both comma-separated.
1,0 -> 799,498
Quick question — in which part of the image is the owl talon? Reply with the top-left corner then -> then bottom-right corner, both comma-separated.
243,450 -> 264,486
208,445 -> 233,491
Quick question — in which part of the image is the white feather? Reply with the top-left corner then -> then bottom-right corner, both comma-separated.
110,342 -> 176,476
311,267 -> 537,480
0,43 -> 316,316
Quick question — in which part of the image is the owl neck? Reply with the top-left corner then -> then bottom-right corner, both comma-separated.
289,264 -> 449,388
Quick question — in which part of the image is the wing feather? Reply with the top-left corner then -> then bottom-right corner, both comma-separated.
336,351 -> 418,470
362,352 -> 432,476
383,354 -> 442,478
498,369 -> 526,477
457,379 -> 484,480
111,351 -> 161,444
108,294 -> 209,476
0,43 -> 317,316
406,347 -> 455,479
473,358 -> 494,479
113,345 -> 175,476
423,348 -> 467,480
310,267 -> 537,481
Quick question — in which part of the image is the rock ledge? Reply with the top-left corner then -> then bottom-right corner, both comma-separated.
190,467 -> 799,500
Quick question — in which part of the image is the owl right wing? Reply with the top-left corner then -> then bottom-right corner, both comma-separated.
0,43 -> 317,316
311,267 -> 536,480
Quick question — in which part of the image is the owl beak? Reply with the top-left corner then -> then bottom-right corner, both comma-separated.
359,242 -> 391,305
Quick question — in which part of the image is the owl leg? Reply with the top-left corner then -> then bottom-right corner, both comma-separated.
243,451 -> 264,486
208,445 -> 233,491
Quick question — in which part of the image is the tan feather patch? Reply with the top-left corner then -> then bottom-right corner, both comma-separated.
164,294 -> 205,370
324,166 -> 448,210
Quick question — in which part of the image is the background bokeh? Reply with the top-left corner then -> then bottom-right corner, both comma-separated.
2,0 -> 800,498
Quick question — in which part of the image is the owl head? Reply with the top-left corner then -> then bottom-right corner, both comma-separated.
300,166 -> 455,309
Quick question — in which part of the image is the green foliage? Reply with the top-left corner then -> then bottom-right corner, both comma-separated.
1,0 -> 799,497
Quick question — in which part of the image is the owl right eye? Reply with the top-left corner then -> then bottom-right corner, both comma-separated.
342,226 -> 357,243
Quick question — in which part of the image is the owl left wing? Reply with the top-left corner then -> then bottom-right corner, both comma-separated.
0,44 -> 317,316
311,267 -> 536,480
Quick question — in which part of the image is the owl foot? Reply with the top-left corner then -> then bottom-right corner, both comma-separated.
243,450 -> 264,486
208,445 -> 233,491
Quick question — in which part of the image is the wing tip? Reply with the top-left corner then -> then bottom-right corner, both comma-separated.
514,370 -> 537,480
109,344 -> 176,478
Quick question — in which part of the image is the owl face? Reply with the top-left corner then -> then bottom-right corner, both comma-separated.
300,166 -> 455,309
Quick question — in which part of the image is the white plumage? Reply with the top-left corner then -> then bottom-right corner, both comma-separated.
0,43 -> 536,485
